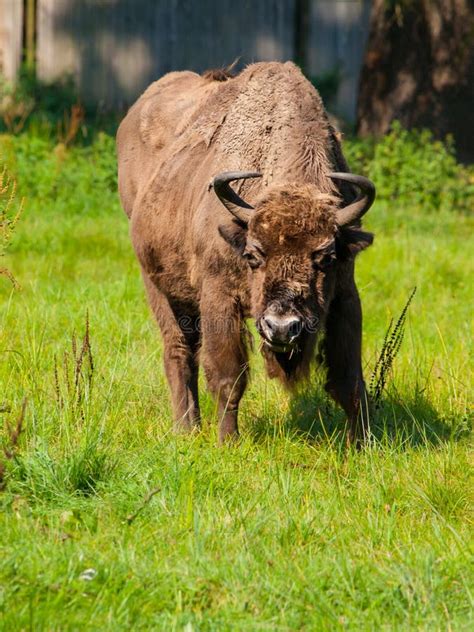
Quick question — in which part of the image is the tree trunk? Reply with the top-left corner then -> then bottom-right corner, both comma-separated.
357,0 -> 474,161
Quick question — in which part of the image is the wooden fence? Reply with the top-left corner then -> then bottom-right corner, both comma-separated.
2,0 -> 371,121
0,0 -> 24,82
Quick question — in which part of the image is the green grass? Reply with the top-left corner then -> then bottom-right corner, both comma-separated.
0,130 -> 473,630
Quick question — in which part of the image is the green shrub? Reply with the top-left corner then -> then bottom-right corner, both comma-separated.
0,132 -> 117,217
344,122 -> 474,213
1,120 -> 472,222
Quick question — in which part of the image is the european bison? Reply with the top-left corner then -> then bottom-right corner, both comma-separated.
117,61 -> 376,444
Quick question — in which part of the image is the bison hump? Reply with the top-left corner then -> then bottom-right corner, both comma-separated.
136,71 -> 226,152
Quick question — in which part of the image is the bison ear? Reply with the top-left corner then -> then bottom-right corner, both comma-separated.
336,228 -> 374,260
218,222 -> 247,254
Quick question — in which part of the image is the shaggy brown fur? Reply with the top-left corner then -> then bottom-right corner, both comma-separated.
117,62 -> 374,444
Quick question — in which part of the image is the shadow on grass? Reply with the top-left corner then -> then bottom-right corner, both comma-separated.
247,381 -> 469,449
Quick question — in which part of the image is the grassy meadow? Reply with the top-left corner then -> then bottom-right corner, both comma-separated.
0,123 -> 473,630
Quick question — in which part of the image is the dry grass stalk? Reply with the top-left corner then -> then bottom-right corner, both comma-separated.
54,312 -> 94,414
126,487 -> 162,525
0,168 -> 23,286
57,103 -> 85,147
0,93 -> 34,134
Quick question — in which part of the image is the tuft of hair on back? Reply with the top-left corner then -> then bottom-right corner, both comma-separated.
202,59 -> 239,82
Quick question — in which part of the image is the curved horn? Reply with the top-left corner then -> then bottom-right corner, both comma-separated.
210,171 -> 262,225
329,172 -> 376,226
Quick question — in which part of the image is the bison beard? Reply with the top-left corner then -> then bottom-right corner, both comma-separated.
117,61 -> 376,446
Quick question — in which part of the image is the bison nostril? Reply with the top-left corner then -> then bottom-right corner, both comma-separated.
262,315 -> 276,335
288,319 -> 302,340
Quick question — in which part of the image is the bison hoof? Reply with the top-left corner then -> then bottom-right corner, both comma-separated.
173,419 -> 201,435
218,430 -> 240,446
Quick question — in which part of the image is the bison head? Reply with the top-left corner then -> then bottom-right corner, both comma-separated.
212,171 -> 375,364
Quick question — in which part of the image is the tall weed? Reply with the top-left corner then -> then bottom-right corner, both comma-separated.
0,167 -> 23,284
369,287 -> 417,407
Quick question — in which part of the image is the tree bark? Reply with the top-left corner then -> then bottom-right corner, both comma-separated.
357,0 -> 474,161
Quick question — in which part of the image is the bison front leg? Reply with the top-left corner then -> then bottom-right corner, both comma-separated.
200,286 -> 248,444
323,287 -> 369,447
142,273 -> 201,433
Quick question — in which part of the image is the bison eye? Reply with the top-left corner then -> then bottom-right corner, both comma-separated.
242,251 -> 262,269
312,250 -> 336,271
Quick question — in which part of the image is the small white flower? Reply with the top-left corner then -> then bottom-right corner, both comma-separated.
79,568 -> 97,581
